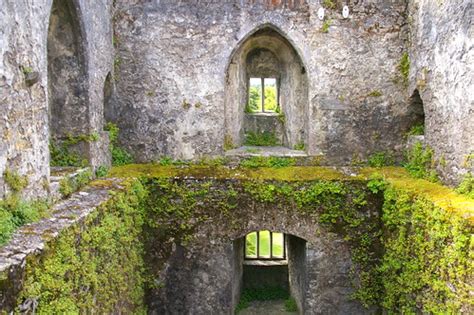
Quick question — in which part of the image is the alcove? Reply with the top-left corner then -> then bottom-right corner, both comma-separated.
224,26 -> 309,151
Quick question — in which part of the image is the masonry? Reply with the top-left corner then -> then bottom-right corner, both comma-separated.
0,0 -> 473,314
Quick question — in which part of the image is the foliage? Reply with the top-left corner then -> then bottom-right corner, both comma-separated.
321,19 -> 331,33
322,0 -> 335,9
59,169 -> 93,198
247,85 -> 261,113
95,165 -> 109,178
403,142 -> 438,182
293,142 -> 305,151
0,170 -> 49,245
18,180 -> 148,314
456,173 -> 474,199
247,84 -> 278,113
50,141 -> 85,168
236,287 -> 290,312
366,173 -> 387,194
368,152 -> 394,168
239,157 -> 295,169
367,90 -> 382,97
244,131 -> 280,146
50,133 -> 100,167
284,297 -> 298,312
406,123 -> 425,136
224,134 -> 235,151
0,197 -> 50,245
379,187 -> 473,313
399,52 -> 410,85
4,170 -> 28,193
104,122 -> 134,166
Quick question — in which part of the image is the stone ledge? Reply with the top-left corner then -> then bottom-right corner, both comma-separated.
0,179 -> 123,309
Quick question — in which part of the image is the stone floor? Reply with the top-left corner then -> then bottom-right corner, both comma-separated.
225,146 -> 307,157
238,300 -> 297,315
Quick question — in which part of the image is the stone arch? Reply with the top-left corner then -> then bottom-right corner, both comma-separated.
47,0 -> 90,164
224,24 -> 309,149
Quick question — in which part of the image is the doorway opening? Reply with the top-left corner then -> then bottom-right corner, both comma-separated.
233,231 -> 306,313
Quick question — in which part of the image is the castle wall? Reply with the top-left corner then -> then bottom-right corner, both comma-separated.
0,0 -> 113,199
408,0 -> 474,184
112,0 -> 410,162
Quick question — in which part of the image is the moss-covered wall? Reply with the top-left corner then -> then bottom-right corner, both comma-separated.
1,165 -> 472,314
1,179 -> 149,313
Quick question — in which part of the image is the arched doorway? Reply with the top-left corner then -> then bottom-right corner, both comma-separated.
48,0 -> 89,167
224,25 -> 309,151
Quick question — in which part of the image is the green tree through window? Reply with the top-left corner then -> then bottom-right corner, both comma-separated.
245,231 -> 286,259
247,78 -> 278,113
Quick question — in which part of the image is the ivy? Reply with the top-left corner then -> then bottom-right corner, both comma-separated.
18,180 -> 148,313
104,122 -> 134,166
379,187 -> 473,313
404,141 -> 438,182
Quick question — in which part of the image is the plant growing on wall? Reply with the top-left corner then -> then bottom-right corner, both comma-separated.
104,122 -> 134,166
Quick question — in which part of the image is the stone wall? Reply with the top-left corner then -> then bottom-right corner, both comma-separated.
0,0 -> 113,199
408,0 -> 474,184
112,0 -> 410,163
144,177 -> 381,314
288,235 -> 307,313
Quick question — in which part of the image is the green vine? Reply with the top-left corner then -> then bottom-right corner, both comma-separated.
18,180 -> 148,313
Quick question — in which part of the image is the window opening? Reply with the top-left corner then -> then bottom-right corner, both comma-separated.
248,78 -> 279,113
245,230 -> 286,260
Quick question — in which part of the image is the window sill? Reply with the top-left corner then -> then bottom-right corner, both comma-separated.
243,260 -> 288,266
245,112 -> 280,117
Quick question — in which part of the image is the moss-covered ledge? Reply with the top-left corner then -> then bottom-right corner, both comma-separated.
109,164 -> 474,222
1,164 -> 472,313
0,178 -> 147,313
109,164 -> 473,313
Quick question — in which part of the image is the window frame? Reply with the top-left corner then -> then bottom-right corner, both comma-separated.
247,77 -> 280,113
244,231 -> 287,261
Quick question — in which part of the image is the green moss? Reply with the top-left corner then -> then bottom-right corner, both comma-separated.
50,133 -> 99,167
236,287 -> 290,313
223,134 -> 235,151
456,173 -> 474,199
11,164 -> 473,313
104,122 -> 134,166
59,169 -> 93,198
404,141 -> 438,182
368,152 -> 394,168
244,131 -> 280,146
322,0 -> 335,9
240,156 -> 296,169
399,52 -> 410,85
18,180 -> 148,313
367,90 -> 382,97
359,167 -> 474,224
406,123 -> 424,136
378,187 -> 473,313
0,169 -> 50,245
321,19 -> 332,33
4,170 -> 28,193
108,164 -> 349,182
284,297 -> 298,312
293,142 -> 305,151
0,196 -> 50,245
